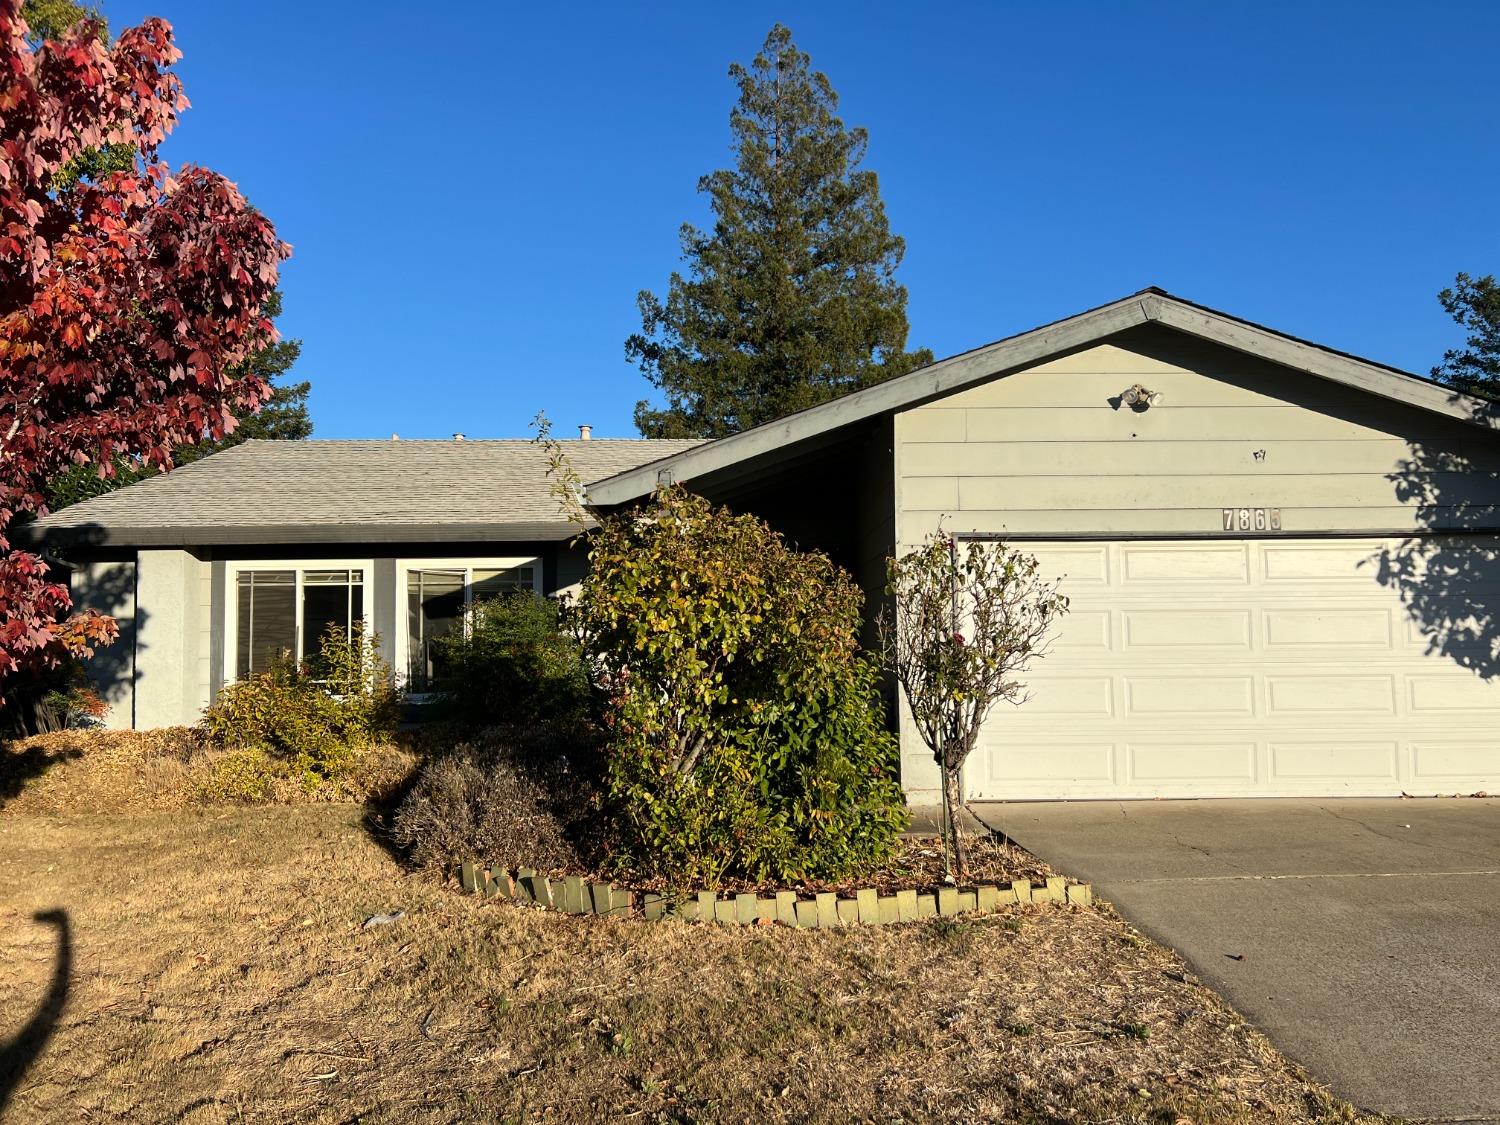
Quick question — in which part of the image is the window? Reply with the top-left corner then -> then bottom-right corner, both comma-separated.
404,562 -> 537,691
232,567 -> 365,680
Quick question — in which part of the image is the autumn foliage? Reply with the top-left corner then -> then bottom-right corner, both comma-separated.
0,2 -> 287,685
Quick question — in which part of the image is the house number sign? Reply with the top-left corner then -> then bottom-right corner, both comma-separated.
1221,507 -> 1282,532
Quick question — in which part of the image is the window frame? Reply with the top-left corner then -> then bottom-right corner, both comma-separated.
395,556 -> 544,698
223,558 -> 375,684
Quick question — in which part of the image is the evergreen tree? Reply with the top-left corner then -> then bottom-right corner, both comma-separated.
46,292 -> 310,509
628,24 -> 931,438
1434,272 -> 1500,397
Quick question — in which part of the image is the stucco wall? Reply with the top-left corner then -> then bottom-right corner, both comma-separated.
134,548 -> 211,729
70,558 -> 137,730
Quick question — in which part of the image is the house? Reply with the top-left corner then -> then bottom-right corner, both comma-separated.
26,289 -> 1500,803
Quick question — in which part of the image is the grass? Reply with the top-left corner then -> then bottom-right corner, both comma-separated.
0,800 -> 1387,1123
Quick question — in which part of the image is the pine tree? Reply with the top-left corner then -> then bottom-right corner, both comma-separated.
44,293 -> 309,510
1434,272 -> 1500,397
628,24 -> 931,438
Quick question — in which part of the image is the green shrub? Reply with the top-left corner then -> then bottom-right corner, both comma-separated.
429,593 -> 589,729
199,622 -> 400,784
574,487 -> 907,886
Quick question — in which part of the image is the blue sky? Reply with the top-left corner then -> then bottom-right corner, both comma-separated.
100,1 -> 1500,439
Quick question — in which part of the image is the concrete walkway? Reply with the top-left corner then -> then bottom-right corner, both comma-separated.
972,798 -> 1500,1123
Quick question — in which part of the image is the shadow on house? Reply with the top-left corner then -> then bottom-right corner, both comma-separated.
3,521 -> 143,738
0,909 -> 71,1117
1371,395 -> 1500,680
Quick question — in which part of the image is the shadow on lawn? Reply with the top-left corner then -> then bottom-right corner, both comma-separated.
0,909 -> 71,1116
0,741 -> 85,811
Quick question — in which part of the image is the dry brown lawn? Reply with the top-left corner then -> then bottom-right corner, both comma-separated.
0,798 -> 1387,1125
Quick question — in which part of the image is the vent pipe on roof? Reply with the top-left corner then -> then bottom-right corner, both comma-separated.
578,424 -> 592,441
453,433 -> 465,441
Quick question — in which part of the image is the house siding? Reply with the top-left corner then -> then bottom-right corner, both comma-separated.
895,326 -> 1500,547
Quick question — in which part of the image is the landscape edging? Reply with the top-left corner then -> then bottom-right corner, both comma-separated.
457,862 -> 1093,925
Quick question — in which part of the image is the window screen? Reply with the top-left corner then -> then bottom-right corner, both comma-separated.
236,570 -> 296,679
407,570 -> 465,691
303,569 -> 364,675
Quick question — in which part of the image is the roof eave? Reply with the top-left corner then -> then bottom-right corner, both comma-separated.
19,520 -> 593,550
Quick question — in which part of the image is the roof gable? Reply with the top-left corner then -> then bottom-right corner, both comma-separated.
587,289 -> 1496,506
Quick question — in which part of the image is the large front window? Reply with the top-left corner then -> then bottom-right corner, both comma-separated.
405,563 -> 536,691
234,567 -> 365,679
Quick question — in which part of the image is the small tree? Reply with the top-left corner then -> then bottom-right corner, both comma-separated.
880,534 -> 1068,876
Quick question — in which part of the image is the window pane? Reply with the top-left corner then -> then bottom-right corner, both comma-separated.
407,570 -> 464,690
303,570 -> 364,671
471,566 -> 535,603
236,571 -> 295,679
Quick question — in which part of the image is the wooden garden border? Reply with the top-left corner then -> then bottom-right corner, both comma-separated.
458,862 -> 1093,926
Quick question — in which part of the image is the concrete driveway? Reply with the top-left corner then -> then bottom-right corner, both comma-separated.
973,798 -> 1500,1123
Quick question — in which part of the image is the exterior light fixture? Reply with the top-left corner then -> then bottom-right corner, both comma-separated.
1120,383 -> 1164,409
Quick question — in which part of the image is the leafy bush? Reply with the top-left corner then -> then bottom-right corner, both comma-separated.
2,656 -> 107,737
391,723 -> 601,873
429,592 -> 589,729
574,487 -> 907,886
199,622 -> 400,785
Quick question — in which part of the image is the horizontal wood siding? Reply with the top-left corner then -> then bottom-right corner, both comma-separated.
894,325 -> 1500,545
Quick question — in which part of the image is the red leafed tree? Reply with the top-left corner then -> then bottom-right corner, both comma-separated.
0,2 -> 288,688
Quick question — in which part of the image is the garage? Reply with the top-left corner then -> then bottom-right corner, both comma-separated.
586,288 -> 1500,804
969,536 -> 1500,799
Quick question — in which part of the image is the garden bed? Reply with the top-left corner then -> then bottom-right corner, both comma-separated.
459,857 -> 1092,928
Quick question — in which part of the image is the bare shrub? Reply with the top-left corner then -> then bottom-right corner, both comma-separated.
391,725 -> 600,874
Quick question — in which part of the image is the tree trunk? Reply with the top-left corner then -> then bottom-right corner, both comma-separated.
941,764 -> 968,879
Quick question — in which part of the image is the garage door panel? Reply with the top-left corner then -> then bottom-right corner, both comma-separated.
987,742 -> 1116,783
1128,742 -> 1256,781
1123,609 -> 1252,649
1407,674 -> 1500,713
1261,542 -> 1381,582
1266,675 -> 1396,714
1263,609 -> 1392,649
968,536 -> 1500,799
1027,545 -> 1109,584
1126,675 -> 1254,715
1411,741 -> 1499,782
1051,610 -> 1111,649
1122,544 -> 1249,583
1021,676 -> 1114,715
1269,741 -> 1399,781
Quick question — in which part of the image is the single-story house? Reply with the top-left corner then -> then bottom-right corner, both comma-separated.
25,288 -> 1500,803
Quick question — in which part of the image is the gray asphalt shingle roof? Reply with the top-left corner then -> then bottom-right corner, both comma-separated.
26,438 -> 705,547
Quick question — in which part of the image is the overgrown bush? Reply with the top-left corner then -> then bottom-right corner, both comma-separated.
430,593 -> 589,729
199,622 -> 400,786
391,723 -> 601,873
574,487 -> 907,886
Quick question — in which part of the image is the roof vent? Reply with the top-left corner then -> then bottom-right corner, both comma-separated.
453,433 -> 466,441
391,433 -> 400,441
578,424 -> 592,441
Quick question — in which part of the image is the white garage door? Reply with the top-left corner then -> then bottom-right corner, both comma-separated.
970,537 -> 1500,799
